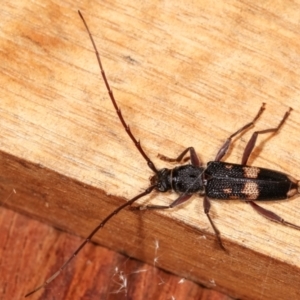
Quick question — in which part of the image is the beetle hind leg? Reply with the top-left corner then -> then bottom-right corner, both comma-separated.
247,200 -> 300,231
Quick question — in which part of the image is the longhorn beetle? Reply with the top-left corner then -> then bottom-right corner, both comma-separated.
25,10 -> 300,297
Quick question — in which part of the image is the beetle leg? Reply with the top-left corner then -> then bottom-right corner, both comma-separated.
247,200 -> 300,230
131,193 -> 192,210
241,108 -> 292,165
215,103 -> 265,162
158,147 -> 202,166
132,194 -> 227,250
204,196 -> 226,250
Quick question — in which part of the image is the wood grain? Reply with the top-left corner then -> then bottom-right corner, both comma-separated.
1,0 -> 300,299
0,206 -> 233,300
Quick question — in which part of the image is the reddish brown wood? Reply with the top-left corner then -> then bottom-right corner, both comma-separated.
0,207 -> 232,300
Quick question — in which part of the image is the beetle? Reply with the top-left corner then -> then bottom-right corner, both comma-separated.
25,10 -> 300,297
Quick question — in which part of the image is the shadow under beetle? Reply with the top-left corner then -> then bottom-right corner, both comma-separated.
25,10 -> 300,297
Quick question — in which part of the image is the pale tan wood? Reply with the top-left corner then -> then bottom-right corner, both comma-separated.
1,1 -> 300,299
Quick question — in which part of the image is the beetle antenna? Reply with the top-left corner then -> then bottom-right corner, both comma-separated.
25,185 -> 156,297
78,10 -> 158,174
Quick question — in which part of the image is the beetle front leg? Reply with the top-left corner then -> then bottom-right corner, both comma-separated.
247,201 -> 300,230
131,193 -> 192,210
158,147 -> 202,166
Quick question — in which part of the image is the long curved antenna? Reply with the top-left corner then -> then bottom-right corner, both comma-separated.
78,10 -> 158,174
25,185 -> 156,297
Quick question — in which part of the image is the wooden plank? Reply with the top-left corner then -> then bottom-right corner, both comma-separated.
0,207 -> 233,300
1,1 -> 300,299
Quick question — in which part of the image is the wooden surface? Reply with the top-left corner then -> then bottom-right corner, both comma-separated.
1,1 -> 300,299
0,206 -> 233,300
